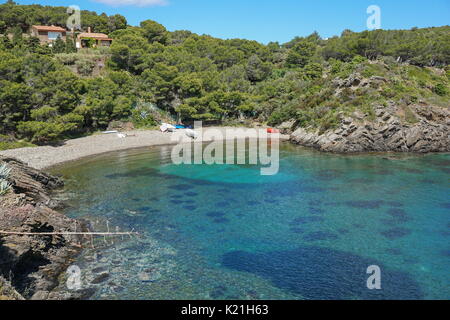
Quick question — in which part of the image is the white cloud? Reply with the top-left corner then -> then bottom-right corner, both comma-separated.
92,0 -> 168,7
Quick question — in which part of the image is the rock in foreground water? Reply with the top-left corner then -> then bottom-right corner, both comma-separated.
0,156 -> 85,300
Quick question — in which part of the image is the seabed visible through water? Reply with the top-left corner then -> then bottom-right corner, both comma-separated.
51,142 -> 450,300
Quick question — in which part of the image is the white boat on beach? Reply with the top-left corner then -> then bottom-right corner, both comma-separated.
185,129 -> 199,139
160,123 -> 176,133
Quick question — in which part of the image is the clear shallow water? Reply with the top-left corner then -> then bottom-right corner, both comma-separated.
52,143 -> 450,300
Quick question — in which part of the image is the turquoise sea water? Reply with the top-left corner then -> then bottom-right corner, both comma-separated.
53,142 -> 450,300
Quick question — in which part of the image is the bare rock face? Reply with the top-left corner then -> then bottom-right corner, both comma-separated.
291,104 -> 450,153
0,156 -> 63,208
0,276 -> 24,300
0,156 -> 85,300
333,73 -> 388,90
277,120 -> 296,134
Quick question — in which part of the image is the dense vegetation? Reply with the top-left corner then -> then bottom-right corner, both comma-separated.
0,2 -> 449,148
0,0 -> 127,34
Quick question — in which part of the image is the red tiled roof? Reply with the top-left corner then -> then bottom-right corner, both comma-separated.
78,32 -> 111,40
32,25 -> 66,32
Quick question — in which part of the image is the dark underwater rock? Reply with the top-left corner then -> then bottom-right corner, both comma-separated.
91,272 -> 110,284
303,231 -> 338,241
380,227 -> 412,240
345,200 -> 383,209
222,246 -> 423,299
386,208 -> 410,222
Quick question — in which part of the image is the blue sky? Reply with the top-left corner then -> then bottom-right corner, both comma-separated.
8,0 -> 450,43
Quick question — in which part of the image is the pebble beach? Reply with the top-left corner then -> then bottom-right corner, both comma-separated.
0,128 -> 289,170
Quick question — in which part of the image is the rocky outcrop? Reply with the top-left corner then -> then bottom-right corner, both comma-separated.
332,73 -> 388,92
277,120 -> 296,134
0,156 -> 64,208
0,156 -> 85,300
291,103 -> 450,153
0,276 -> 24,300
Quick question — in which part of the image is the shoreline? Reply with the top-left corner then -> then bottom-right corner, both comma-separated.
0,128 -> 290,170
1,126 -> 447,171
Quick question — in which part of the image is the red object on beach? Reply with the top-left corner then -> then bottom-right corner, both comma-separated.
267,128 -> 280,134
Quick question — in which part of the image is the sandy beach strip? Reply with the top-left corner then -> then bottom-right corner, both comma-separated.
0,128 -> 289,170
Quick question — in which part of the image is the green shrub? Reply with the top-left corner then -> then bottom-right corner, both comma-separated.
302,63 -> 323,80
0,140 -> 35,151
407,66 -> 432,82
0,135 -> 35,150
131,103 -> 158,128
329,59 -> 356,78
380,56 -> 397,66
54,53 -> 78,65
417,79 -> 427,88
30,106 -> 58,121
75,59 -> 96,76
0,163 -> 12,196
318,110 -> 340,134
78,47 -> 111,56
381,87 -> 396,98
361,63 -> 387,78
433,83 -> 448,96
267,104 -> 296,126
17,121 -> 65,144
0,163 -> 11,179
0,179 -> 11,196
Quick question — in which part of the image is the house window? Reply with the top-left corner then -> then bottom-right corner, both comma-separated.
48,32 -> 62,40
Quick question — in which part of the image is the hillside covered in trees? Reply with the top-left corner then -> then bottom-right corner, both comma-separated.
0,1 -> 127,34
0,1 -> 449,147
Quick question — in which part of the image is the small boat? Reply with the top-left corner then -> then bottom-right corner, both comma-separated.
160,123 -> 176,133
102,130 -> 119,134
267,128 -> 280,134
185,129 -> 199,139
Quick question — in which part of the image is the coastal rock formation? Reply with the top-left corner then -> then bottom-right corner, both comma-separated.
0,156 -> 85,300
290,103 -> 450,153
0,276 -> 24,300
0,156 -> 64,207
277,120 -> 296,134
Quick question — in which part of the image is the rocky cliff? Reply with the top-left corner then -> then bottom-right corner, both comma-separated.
290,103 -> 449,153
0,156 -> 85,300
283,67 -> 450,153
